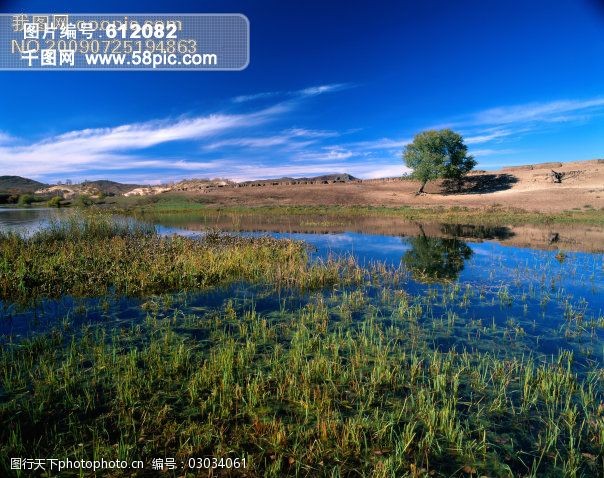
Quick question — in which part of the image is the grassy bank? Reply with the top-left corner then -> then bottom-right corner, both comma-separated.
0,214 -> 360,304
112,195 -> 604,226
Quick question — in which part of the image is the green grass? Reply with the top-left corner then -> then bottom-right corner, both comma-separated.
0,214 -> 362,304
107,193 -> 209,211
116,199 -> 604,226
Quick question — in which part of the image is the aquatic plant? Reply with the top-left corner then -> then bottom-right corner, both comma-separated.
1,295 -> 602,477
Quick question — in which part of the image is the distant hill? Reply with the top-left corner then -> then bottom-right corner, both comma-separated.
81,180 -> 141,195
0,176 -> 47,193
0,173 -> 361,198
240,173 -> 359,185
308,173 -> 358,182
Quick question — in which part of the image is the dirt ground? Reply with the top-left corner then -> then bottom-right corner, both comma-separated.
193,160 -> 604,212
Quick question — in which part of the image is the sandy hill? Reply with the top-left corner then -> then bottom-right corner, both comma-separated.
36,180 -> 142,198
81,180 -> 142,195
182,159 -> 604,213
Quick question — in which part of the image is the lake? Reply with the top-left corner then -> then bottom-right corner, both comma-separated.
2,207 -> 603,358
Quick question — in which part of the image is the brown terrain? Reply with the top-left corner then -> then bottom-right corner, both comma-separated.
186,160 -> 604,212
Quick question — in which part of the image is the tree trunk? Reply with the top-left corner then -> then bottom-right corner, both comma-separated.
550,170 -> 563,183
416,180 -> 427,195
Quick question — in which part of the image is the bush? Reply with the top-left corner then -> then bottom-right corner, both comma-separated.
17,194 -> 35,206
73,195 -> 94,207
47,196 -> 62,208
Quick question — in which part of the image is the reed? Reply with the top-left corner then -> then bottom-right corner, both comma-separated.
0,214 -> 368,303
122,202 -> 604,226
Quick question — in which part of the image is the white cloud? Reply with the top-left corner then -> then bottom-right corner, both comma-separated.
459,97 -> 604,127
0,131 -> 15,145
351,163 -> 410,179
231,83 -> 352,103
471,148 -> 516,156
203,128 -> 338,151
0,105 -> 286,178
285,128 -> 339,138
232,91 -> 280,103
465,129 -> 513,144
299,84 -> 350,97
349,137 -> 411,150
0,83 -> 355,181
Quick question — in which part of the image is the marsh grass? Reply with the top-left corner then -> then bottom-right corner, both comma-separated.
1,290 -> 602,477
0,214 -> 369,304
123,202 -> 604,226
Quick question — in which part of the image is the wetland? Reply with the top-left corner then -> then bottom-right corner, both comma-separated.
0,207 -> 603,477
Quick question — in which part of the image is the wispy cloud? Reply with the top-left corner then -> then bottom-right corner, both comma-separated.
0,84 -> 357,182
471,148 -> 517,157
299,84 -> 350,96
286,128 -> 339,138
465,129 -> 514,144
0,105 -> 287,178
232,83 -> 353,103
452,97 -> 604,129
294,147 -> 356,162
203,128 -> 339,151
348,137 -> 411,150
0,131 -> 15,145
231,91 -> 281,103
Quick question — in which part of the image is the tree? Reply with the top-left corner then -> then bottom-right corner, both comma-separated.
73,194 -> 94,207
403,129 -> 476,194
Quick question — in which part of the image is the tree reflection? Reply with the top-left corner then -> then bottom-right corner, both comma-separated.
402,234 -> 473,283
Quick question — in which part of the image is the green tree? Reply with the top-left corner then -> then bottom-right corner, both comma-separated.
73,195 -> 94,207
403,129 -> 476,194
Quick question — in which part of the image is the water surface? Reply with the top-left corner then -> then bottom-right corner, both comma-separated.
1,207 -> 603,367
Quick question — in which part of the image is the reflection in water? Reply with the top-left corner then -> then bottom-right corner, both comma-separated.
402,235 -> 473,283
439,223 -> 514,240
0,207 -> 65,234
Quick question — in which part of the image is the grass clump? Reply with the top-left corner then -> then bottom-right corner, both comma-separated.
0,214 -> 353,303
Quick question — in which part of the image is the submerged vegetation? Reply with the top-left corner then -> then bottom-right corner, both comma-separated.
0,214 -> 603,476
1,283 -> 603,476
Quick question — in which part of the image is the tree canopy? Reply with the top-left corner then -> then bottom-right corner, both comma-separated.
403,129 -> 476,194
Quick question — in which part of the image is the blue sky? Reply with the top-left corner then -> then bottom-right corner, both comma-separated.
0,0 -> 603,183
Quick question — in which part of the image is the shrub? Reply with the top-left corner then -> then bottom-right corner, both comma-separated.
47,196 -> 62,208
